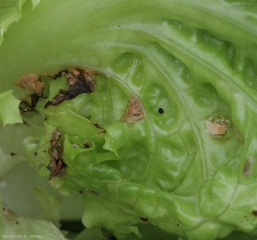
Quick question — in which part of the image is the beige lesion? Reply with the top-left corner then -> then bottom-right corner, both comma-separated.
206,115 -> 230,136
16,74 -> 45,96
121,94 -> 146,124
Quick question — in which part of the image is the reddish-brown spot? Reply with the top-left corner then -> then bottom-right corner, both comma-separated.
122,95 -> 145,124
243,158 -> 256,176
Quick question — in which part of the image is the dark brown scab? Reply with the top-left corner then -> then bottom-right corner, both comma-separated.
46,159 -> 67,181
30,93 -> 41,109
45,68 -> 97,108
16,220 -> 19,225
46,128 -> 66,180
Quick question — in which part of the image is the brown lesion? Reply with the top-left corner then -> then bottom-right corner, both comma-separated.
121,94 -> 145,124
16,74 -> 45,111
93,123 -> 106,133
16,74 -> 45,96
206,115 -> 230,137
45,68 -> 97,108
243,158 -> 256,176
16,68 -> 98,110
46,128 -> 66,180
46,159 -> 66,180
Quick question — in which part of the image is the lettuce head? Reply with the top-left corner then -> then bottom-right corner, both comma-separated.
1,0 -> 257,239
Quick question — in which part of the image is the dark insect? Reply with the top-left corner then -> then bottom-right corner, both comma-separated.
139,217 -> 148,222
83,142 -> 90,148
158,108 -> 164,114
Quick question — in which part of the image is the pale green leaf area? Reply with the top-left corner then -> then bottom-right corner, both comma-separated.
0,162 -> 84,221
0,90 -> 23,126
73,228 -> 107,240
33,186 -> 61,227
0,0 -> 40,45
0,197 -> 67,240
1,0 -> 257,240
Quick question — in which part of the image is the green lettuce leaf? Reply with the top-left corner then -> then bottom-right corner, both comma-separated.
1,0 -> 257,240
0,90 -> 23,126
0,0 -> 40,46
0,197 -> 66,240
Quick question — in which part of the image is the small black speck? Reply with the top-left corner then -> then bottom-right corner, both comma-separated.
84,142 -> 90,148
79,190 -> 84,194
91,190 -> 98,196
158,108 -> 164,114
34,152 -> 38,156
118,25 -> 121,27
177,223 -> 180,227
16,220 -> 19,225
140,217 -> 148,222
10,152 -> 16,156
252,210 -> 257,216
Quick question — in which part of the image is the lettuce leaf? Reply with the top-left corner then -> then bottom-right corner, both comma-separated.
0,0 -> 40,46
1,0 -> 257,240
0,196 -> 66,240
0,90 -> 23,126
